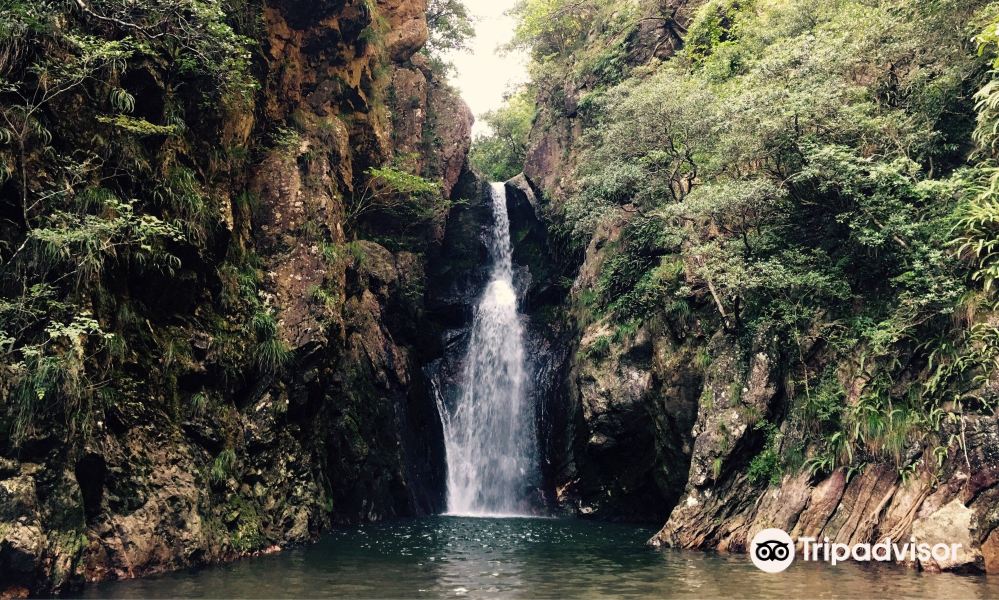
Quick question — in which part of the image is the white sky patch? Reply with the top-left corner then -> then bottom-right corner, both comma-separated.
444,0 -> 529,136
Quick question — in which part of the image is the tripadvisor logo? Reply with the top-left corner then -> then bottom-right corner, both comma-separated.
750,529 -> 795,573
749,528 -> 963,573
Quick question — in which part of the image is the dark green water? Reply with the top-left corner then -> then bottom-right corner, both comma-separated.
83,516 -> 999,598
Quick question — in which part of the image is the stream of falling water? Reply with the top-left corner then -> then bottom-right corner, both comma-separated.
439,182 -> 538,516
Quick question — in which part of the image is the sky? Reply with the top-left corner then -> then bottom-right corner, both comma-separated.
443,0 -> 529,137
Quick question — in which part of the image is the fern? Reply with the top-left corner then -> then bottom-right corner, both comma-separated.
209,448 -> 237,484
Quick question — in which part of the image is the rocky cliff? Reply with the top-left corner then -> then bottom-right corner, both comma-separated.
506,0 -> 999,575
0,0 -> 473,595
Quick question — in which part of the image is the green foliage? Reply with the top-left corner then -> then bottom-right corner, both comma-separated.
954,13 -> 999,298
569,0 -> 986,339
190,391 -> 210,417
95,115 -> 180,136
508,0 -> 642,119
954,185 -> 999,294
592,216 -> 685,321
613,320 -> 638,343
514,0 -> 999,476
0,0 -> 258,447
711,457 -> 723,480
346,164 -> 445,234
308,284 -> 341,313
469,90 -> 535,181
2,312 -> 115,445
347,241 -> 368,265
32,191 -> 184,286
425,0 -> 474,62
747,420 -> 782,486
510,0 -> 624,60
683,0 -> 743,65
252,309 -> 292,375
271,126 -> 302,153
366,166 -> 441,196
210,447 -> 237,484
973,14 -> 999,155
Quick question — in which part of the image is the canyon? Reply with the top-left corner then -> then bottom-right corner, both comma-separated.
3,0 -> 999,596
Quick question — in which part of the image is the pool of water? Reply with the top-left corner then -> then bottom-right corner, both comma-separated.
82,516 -> 999,598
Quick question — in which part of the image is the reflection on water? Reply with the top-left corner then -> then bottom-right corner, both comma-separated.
82,516 -> 999,599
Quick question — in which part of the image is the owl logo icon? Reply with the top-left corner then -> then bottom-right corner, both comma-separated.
750,528 -> 795,573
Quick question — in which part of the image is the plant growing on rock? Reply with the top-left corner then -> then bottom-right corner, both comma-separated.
0,0 -> 255,448
209,447 -> 237,484
345,165 -> 444,234
520,0 -> 999,480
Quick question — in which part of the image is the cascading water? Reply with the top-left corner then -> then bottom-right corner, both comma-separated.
438,182 -> 538,516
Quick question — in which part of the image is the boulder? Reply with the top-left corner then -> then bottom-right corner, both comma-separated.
912,499 -> 980,572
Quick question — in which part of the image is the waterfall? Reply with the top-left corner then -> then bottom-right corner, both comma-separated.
439,182 -> 538,516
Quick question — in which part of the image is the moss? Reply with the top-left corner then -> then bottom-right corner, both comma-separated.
581,334 -> 612,361
699,386 -> 714,410
336,413 -> 370,461
48,529 -> 88,583
95,115 -> 180,136
223,497 -> 266,553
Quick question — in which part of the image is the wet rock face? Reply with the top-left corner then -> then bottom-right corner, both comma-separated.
650,366 -> 999,575
301,240 -> 447,522
0,391 -> 326,596
252,0 -> 453,525
426,172 -> 492,323
0,0 -> 467,595
423,173 -> 492,433
504,174 -> 562,311
539,218 -> 699,522
558,323 -> 694,522
0,460 -> 86,597
389,56 -> 473,199
523,118 -> 579,201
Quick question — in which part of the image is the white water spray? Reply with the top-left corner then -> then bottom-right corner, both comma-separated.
439,182 -> 538,516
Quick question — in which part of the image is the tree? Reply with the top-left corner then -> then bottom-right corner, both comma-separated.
509,0 -> 602,58
346,165 -> 443,233
424,0 -> 474,73
426,0 -> 474,56
469,90 -> 535,181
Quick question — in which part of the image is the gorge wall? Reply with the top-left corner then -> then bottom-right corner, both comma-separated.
503,0 -> 999,575
0,0 -> 474,594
